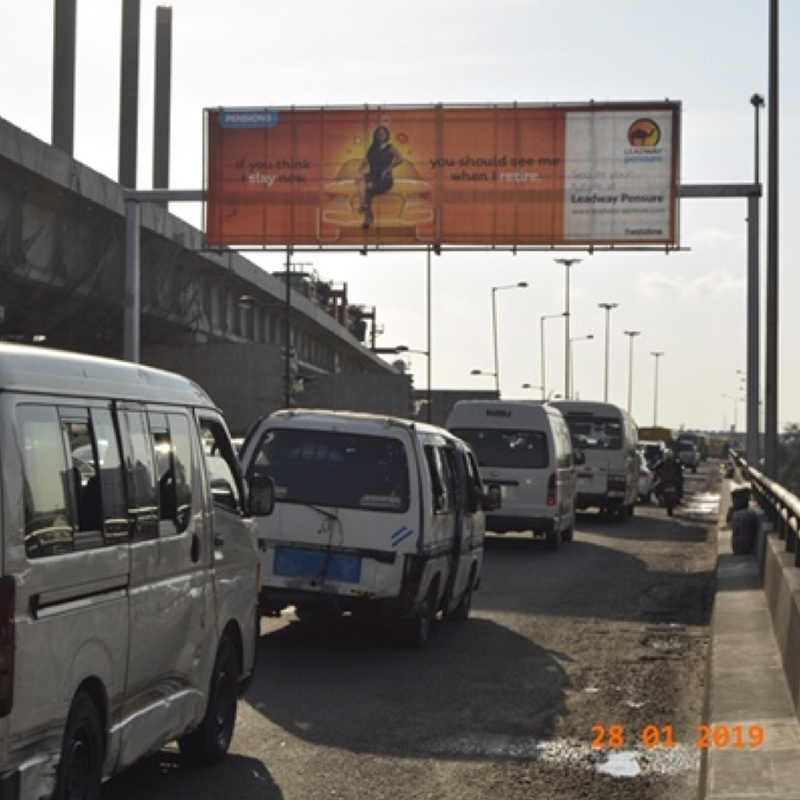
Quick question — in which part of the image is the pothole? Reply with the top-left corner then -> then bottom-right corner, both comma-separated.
422,734 -> 698,778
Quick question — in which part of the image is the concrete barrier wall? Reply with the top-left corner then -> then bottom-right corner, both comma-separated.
762,525 -> 800,721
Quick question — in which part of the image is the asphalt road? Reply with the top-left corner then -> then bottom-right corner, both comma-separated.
102,463 -> 720,800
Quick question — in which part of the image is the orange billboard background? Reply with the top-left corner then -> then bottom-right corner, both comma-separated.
204,103 -> 679,248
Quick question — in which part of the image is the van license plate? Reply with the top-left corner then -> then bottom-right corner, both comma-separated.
274,547 -> 362,584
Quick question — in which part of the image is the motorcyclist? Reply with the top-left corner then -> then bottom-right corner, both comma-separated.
653,448 -> 684,504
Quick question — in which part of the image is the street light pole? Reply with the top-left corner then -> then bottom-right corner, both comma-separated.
540,312 -> 565,401
623,330 -> 641,415
598,302 -> 618,402
491,282 -> 528,397
283,254 -> 312,408
651,351 -> 664,426
569,334 -> 594,400
722,393 -> 739,432
554,258 -> 582,399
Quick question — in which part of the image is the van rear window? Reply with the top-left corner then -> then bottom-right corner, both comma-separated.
562,416 -> 622,450
450,428 -> 548,469
248,429 -> 409,512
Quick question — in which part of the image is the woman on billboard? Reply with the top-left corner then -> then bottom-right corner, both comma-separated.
355,125 -> 404,228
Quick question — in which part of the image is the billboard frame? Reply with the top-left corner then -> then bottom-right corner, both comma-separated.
203,101 -> 681,252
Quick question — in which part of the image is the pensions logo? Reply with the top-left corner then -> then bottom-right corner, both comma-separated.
627,119 -> 661,148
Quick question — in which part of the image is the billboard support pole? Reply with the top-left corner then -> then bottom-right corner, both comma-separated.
123,188 -> 205,363
680,182 -> 760,464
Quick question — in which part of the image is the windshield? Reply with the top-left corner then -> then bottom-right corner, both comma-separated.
562,415 -> 623,451
450,428 -> 548,469
248,428 -> 410,512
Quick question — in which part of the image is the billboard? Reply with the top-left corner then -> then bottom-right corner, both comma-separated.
204,102 -> 680,248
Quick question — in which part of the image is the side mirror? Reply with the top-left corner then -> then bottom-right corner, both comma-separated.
573,448 -> 586,466
248,474 -> 276,516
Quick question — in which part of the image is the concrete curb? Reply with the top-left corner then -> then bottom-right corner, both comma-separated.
700,482 -> 800,799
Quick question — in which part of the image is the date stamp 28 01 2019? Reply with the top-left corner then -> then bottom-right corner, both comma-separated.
592,723 -> 765,750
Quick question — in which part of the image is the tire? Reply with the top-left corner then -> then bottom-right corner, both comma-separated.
179,636 -> 239,765
450,573 -> 475,623
400,586 -> 435,648
55,691 -> 104,800
561,523 -> 574,543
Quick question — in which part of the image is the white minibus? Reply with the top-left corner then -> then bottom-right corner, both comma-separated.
239,410 -> 493,647
446,400 -> 579,549
0,344 -> 274,800
550,400 -> 639,520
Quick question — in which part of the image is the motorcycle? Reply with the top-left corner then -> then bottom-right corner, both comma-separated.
657,480 -> 681,516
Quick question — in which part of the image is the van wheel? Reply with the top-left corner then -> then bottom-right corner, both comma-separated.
55,691 -> 104,800
450,574 -> 475,623
562,524 -> 574,543
400,586 -> 435,648
180,636 -> 239,765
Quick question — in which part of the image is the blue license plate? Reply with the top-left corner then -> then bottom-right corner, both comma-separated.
273,547 -> 362,584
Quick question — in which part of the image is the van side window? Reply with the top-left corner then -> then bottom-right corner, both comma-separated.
89,409 -> 128,541
19,405 -> 129,557
123,411 -> 160,541
463,449 -> 484,513
147,412 -> 193,536
424,444 -> 455,513
19,406 -> 73,558
63,414 -> 104,550
199,418 -> 242,513
168,414 -> 194,531
555,420 -> 573,469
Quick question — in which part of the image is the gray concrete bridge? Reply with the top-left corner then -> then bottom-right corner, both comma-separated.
0,115 -> 412,433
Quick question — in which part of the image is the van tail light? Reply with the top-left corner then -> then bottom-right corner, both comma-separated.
0,576 -> 15,717
608,474 -> 627,492
547,473 -> 556,506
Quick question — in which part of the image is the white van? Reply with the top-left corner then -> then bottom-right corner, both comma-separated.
0,343 -> 274,800
446,400 -> 579,549
239,410 -> 492,647
550,400 -> 639,520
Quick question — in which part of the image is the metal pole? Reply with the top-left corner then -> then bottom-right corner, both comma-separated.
747,192 -> 761,463
426,247 -> 432,423
540,316 -> 546,401
748,94 -> 764,465
555,259 -> 581,399
624,331 -> 640,414
599,302 -> 618,402
565,267 -> 571,398
652,351 -> 664,426
491,288 -> 500,396
284,249 -> 292,407
764,0 -> 779,476
123,198 -> 141,362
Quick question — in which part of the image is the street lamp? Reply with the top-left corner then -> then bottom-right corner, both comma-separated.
397,346 -> 432,422
554,258 -> 582,398
598,302 -> 618,402
470,368 -> 498,396
569,334 -> 594,399
491,282 -> 528,396
280,258 -> 312,407
540,312 -> 566,401
651,351 -> 664,426
623,330 -> 641,415
722,393 -> 739,432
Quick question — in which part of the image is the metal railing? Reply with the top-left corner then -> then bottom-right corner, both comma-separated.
730,450 -> 800,566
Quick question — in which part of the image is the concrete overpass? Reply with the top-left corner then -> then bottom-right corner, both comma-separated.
0,115 -> 412,433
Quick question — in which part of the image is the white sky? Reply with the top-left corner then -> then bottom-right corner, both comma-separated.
1,0 -> 798,434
